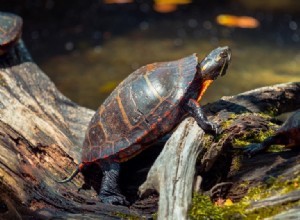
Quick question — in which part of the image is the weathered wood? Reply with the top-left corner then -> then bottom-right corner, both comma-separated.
205,82 -> 300,116
139,117 -> 205,220
0,41 -> 142,219
269,207 -> 300,220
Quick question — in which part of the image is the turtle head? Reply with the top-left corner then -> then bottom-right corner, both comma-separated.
199,46 -> 231,80
195,46 -> 231,102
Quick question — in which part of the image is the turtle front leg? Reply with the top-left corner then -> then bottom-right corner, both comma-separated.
185,99 -> 217,135
244,135 -> 282,156
99,160 -> 129,206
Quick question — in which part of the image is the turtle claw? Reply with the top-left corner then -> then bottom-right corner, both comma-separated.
243,143 -> 264,156
99,194 -> 129,206
201,121 -> 218,136
211,123 -> 218,135
208,122 -> 219,136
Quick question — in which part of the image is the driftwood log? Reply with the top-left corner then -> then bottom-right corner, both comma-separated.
139,82 -> 300,219
0,41 -> 136,219
0,33 -> 300,219
139,117 -> 205,220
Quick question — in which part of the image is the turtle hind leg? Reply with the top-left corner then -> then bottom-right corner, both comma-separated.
99,160 -> 129,206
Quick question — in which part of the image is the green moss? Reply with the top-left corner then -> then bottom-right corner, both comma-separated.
190,173 -> 300,220
232,138 -> 251,148
231,155 -> 242,171
189,194 -> 223,220
255,112 -> 274,120
263,107 -> 279,117
220,114 -> 238,129
267,174 -> 300,195
214,132 -> 229,142
231,125 -> 287,154
152,212 -> 158,220
189,193 -> 248,220
232,128 -> 276,148
245,200 -> 300,220
221,119 -> 234,129
242,175 -> 300,218
267,144 -> 285,153
244,184 -> 271,201
256,129 -> 275,142
219,112 -> 278,149
244,174 -> 300,202
203,134 -> 214,144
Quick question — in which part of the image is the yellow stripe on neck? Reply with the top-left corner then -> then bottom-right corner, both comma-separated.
197,79 -> 213,102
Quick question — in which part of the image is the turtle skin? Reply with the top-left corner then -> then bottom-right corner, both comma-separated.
58,47 -> 231,205
244,109 -> 300,155
0,12 -> 22,55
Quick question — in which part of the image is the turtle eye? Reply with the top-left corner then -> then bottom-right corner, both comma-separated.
220,51 -> 228,58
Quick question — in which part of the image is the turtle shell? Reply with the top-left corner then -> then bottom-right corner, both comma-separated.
0,12 -> 22,54
82,54 -> 198,162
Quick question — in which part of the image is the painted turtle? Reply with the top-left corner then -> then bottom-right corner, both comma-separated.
245,109 -> 300,155
0,12 -> 22,55
58,46 -> 232,205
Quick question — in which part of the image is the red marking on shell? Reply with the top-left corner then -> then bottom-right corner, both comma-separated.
119,151 -> 128,159
79,163 -> 85,171
136,136 -> 143,143
91,159 -> 97,163
142,130 -> 148,141
150,124 -> 156,129
146,63 -> 156,72
163,110 -> 171,117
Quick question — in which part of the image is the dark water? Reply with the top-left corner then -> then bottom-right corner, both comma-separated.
4,2 -> 300,109
40,14 -> 300,109
41,34 -> 300,110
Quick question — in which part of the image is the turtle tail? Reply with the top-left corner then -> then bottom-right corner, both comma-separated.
56,163 -> 84,183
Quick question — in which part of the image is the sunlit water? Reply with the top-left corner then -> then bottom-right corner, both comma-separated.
40,22 -> 300,110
